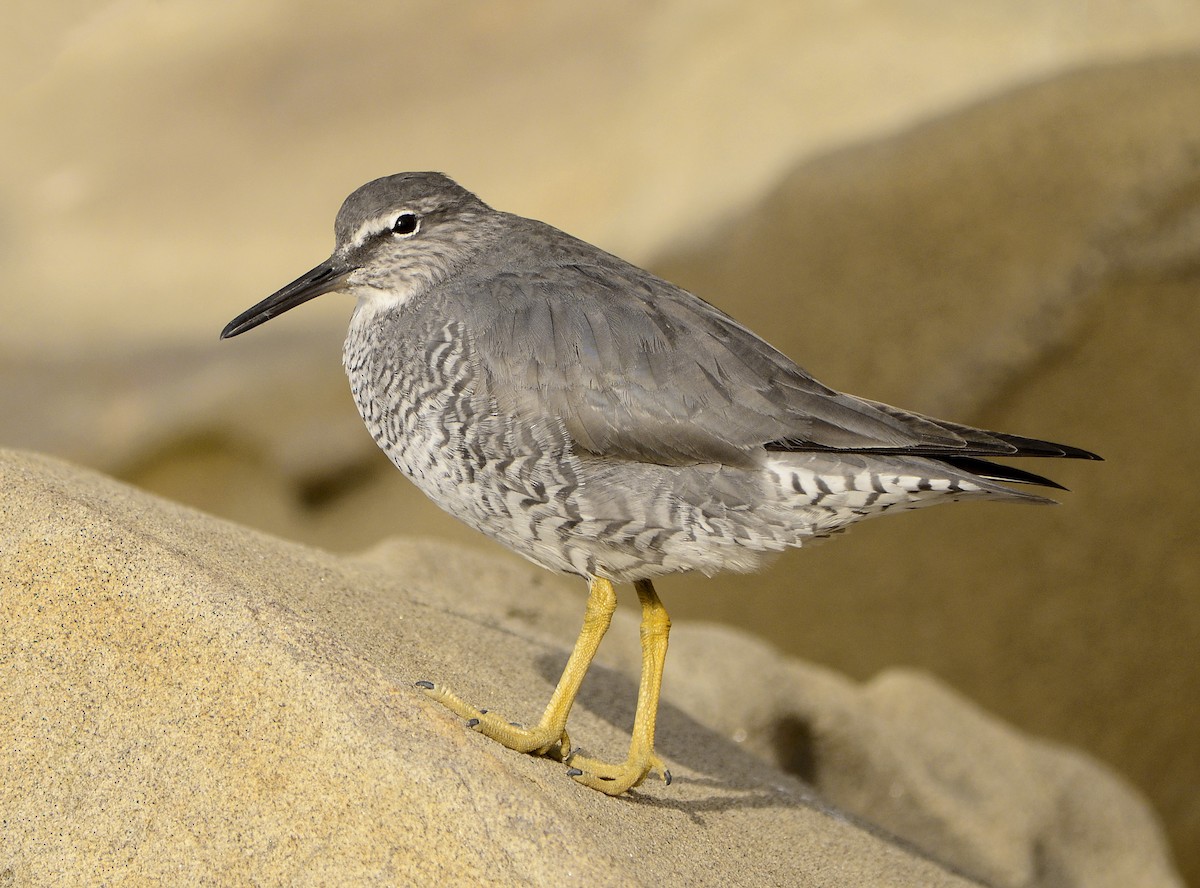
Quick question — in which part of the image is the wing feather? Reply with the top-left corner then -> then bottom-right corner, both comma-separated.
449,218 -> 1099,468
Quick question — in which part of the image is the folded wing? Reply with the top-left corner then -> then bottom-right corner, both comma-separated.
458,223 -> 1099,475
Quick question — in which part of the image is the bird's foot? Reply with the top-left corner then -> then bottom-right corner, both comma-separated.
412,576 -> 672,796
416,680 -> 570,759
564,747 -> 672,795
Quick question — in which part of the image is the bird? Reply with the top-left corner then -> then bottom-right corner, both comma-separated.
221,171 -> 1100,795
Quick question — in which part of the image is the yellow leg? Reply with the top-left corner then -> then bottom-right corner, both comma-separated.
565,579 -> 672,794
418,576 -> 618,761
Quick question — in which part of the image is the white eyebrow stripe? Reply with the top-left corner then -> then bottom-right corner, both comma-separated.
350,212 -> 402,249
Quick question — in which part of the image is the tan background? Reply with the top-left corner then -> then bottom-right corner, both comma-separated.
4,2 -> 1198,880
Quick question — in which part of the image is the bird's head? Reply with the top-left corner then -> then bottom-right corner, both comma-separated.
221,172 -> 493,339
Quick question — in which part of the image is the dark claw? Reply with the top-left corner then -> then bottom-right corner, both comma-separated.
466,718 -> 480,728
479,709 -> 488,715
664,770 -> 672,786
566,767 -> 583,777
415,680 -> 435,689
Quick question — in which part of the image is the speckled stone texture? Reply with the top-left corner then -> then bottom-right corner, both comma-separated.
0,451 -> 1181,886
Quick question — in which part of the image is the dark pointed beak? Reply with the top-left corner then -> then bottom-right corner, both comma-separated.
220,258 -> 353,339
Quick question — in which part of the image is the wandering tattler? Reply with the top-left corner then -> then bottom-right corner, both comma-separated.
221,172 -> 1099,794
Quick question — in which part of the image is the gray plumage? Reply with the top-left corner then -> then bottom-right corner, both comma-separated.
224,172 -> 1099,584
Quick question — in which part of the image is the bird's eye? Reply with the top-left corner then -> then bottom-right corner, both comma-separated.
391,212 -> 420,237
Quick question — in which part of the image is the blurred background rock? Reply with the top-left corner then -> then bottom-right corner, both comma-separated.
3,1 -> 1198,878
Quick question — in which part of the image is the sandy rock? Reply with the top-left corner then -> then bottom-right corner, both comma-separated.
0,450 -> 1182,886
659,635 -> 1181,888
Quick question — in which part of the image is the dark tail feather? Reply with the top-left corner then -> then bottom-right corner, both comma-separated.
941,456 -> 1068,490
987,432 -> 1103,461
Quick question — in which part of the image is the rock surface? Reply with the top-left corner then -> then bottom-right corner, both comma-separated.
0,451 -> 1182,886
